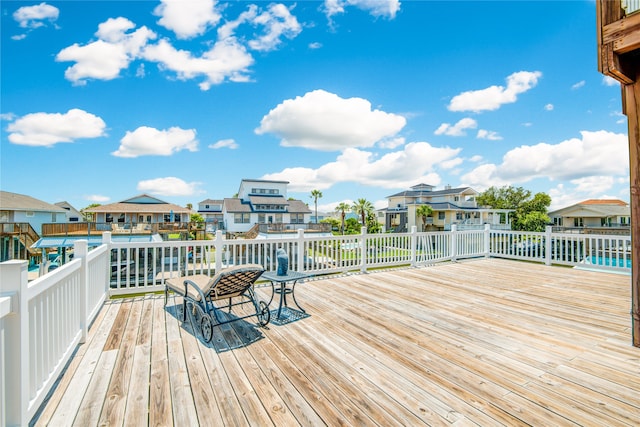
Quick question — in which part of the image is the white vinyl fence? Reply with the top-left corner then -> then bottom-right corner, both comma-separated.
0,225 -> 631,425
0,241 -> 108,426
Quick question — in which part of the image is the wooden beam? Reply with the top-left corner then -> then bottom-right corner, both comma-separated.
602,11 -> 640,53
623,80 -> 640,347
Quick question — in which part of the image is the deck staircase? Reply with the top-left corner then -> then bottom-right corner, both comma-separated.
0,223 -> 40,260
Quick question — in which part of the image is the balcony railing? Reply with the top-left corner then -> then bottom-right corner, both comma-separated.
0,225 -> 632,425
257,222 -> 332,234
41,222 -> 194,236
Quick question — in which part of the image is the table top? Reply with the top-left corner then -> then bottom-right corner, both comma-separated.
261,270 -> 311,282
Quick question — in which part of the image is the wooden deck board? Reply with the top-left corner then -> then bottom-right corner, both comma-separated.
32,259 -> 640,426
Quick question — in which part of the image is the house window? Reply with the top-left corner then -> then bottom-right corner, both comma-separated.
291,213 -> 304,224
118,213 -> 125,223
574,218 -> 584,227
234,213 -> 250,223
274,214 -> 283,223
106,213 -> 113,223
51,213 -> 57,223
438,212 -> 445,220
26,211 -> 34,217
456,212 -> 463,220
258,214 -> 266,223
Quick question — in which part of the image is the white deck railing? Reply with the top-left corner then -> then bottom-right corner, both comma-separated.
0,226 -> 631,425
0,241 -> 109,426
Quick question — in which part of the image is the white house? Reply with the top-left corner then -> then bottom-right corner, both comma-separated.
221,179 -> 312,234
55,201 -> 84,222
380,183 -> 512,232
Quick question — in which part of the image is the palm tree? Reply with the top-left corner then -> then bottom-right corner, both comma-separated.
335,202 -> 351,235
310,189 -> 323,223
352,198 -> 374,229
416,205 -> 434,231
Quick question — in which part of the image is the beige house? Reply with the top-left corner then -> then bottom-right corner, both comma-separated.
548,199 -> 630,229
84,194 -> 192,227
380,183 -> 512,232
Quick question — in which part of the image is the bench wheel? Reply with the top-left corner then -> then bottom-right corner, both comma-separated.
200,313 -> 213,343
257,301 -> 270,327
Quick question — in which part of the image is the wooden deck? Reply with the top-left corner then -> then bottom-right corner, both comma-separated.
32,259 -> 639,426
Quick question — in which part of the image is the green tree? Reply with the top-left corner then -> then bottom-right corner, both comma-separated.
335,202 -> 351,235
352,198 -> 374,229
81,203 -> 100,221
416,205 -> 434,231
366,212 -> 382,233
190,213 -> 204,224
477,186 -> 551,231
310,189 -> 323,223
344,217 -> 360,234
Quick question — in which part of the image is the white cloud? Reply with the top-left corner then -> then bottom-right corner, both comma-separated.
7,109 -> 106,147
324,0 -> 401,19
153,0 -> 221,39
448,71 -> 542,113
13,2 -> 59,29
248,3 -> 302,52
137,177 -> 203,197
544,104 -> 554,111
56,17 -> 156,84
602,75 -> 619,87
209,138 -> 238,149
256,89 -> 406,151
112,126 -> 198,158
309,42 -> 322,49
434,118 -> 477,137
85,194 -> 110,203
262,142 -> 461,192
476,129 -> 502,140
571,80 -> 585,90
461,130 -> 629,189
142,37 -> 254,90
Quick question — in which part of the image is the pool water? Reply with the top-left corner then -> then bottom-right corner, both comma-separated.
590,256 -> 632,268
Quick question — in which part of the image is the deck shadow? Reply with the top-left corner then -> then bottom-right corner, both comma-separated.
165,297 -> 265,352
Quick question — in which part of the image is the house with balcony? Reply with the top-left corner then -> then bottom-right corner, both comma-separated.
380,183 -> 512,232
0,191 -> 66,263
221,179 -> 329,237
83,194 -> 191,228
548,199 -> 631,233
197,199 -> 224,232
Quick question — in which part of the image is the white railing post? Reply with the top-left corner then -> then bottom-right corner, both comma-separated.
214,230 -> 223,272
545,226 -> 553,266
296,229 -> 305,272
102,232 -> 112,295
451,224 -> 458,261
410,226 -> 418,267
0,260 -> 29,426
75,240 -> 89,343
360,226 -> 367,273
484,224 -> 491,258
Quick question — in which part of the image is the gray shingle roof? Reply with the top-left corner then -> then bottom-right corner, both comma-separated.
0,191 -> 66,212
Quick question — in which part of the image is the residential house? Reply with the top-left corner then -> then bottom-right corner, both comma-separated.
197,199 -> 224,231
548,199 -> 631,230
84,194 -> 192,226
0,191 -> 66,262
55,201 -> 84,222
221,179 -> 313,235
381,183 -> 512,232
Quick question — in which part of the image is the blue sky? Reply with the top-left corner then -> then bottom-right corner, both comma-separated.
0,0 -> 630,214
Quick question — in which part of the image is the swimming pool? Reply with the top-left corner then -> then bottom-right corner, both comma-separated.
589,256 -> 632,269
